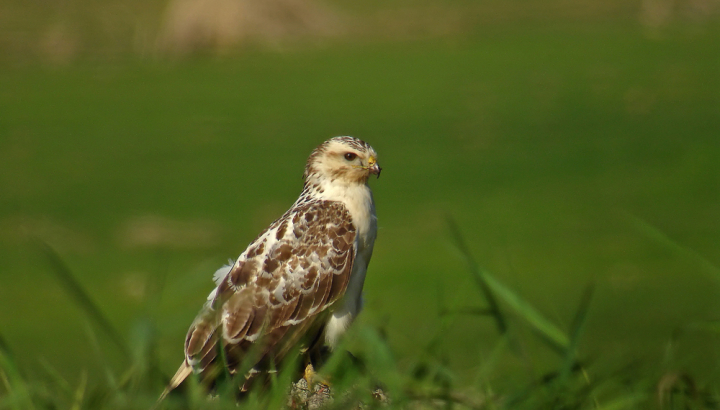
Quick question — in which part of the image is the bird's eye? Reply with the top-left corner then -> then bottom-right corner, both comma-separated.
344,152 -> 357,161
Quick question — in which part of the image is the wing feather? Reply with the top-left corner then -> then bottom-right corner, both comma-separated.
222,289 -> 254,342
181,200 -> 357,381
185,306 -> 218,372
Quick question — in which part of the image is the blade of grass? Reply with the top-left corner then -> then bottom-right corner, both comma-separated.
0,334 -> 35,410
474,334 -> 510,386
477,266 -> 570,353
625,213 -> 720,283
37,240 -> 131,362
447,218 -> 570,352
38,358 -> 73,397
558,283 -> 594,385
69,370 -> 87,410
266,347 -> 301,410
83,321 -> 119,391
358,327 -> 402,395
447,216 -> 507,335
125,317 -> 164,392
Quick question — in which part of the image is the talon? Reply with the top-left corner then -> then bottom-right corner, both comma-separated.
303,363 -> 332,389
303,363 -> 316,386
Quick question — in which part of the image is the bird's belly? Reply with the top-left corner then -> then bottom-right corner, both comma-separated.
323,255 -> 368,347
324,310 -> 355,348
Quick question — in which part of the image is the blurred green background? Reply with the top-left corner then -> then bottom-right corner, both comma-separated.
1,0 -> 719,397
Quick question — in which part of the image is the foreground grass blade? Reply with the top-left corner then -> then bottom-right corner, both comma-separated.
447,217 -> 507,335
38,358 -> 73,398
482,270 -> 570,353
0,334 -> 35,410
626,213 -> 720,284
266,347 -> 301,410
558,283 -> 594,384
38,240 -> 131,362
69,370 -> 87,410
447,218 -> 570,353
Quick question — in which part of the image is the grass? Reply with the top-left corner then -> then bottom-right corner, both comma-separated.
0,226 -> 658,409
2,222 -> 716,409
1,7 -> 720,409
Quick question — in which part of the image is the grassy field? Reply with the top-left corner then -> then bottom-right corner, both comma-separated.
1,7 -> 720,408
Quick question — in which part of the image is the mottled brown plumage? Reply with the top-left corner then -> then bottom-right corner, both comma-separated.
160,137 -> 380,400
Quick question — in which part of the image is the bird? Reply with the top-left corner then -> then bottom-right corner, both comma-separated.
161,136 -> 381,399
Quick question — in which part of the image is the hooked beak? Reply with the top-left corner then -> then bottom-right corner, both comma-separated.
367,156 -> 382,178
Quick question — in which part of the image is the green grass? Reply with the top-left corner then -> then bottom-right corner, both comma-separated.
1,15 -> 720,409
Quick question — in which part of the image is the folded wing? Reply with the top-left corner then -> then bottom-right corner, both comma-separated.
182,200 -> 357,384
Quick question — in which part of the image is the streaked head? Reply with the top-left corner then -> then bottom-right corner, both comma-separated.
304,136 -> 381,184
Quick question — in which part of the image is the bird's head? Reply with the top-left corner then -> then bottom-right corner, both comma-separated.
304,136 -> 381,185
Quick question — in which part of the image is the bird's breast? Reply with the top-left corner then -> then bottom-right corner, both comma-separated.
317,182 -> 376,246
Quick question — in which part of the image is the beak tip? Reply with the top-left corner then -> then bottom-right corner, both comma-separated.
370,164 -> 382,179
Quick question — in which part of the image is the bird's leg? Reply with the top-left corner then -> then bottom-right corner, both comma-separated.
303,363 -> 317,386
303,362 -> 331,391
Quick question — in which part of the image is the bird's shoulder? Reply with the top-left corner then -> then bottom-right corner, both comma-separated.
211,199 -> 357,306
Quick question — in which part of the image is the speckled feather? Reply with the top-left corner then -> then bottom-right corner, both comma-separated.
184,200 -> 356,373
162,137 -> 380,397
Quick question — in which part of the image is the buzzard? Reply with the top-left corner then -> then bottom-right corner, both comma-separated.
163,136 -> 381,397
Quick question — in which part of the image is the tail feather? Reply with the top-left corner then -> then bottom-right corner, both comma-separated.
157,362 -> 193,403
